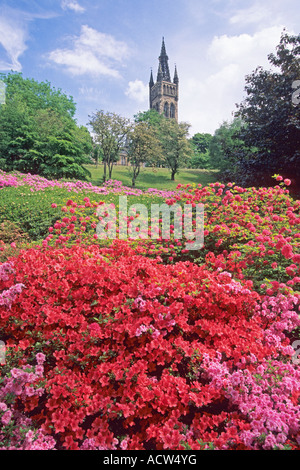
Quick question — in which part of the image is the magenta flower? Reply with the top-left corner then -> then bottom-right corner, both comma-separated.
281,244 -> 294,259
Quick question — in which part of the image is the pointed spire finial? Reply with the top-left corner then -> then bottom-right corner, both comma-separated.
173,64 -> 179,84
149,68 -> 154,88
157,62 -> 163,82
159,36 -> 169,60
158,37 -> 171,82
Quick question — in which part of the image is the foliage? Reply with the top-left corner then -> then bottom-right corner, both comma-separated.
0,71 -> 76,118
88,110 -> 132,182
0,220 -> 30,245
126,122 -> 162,187
0,72 -> 92,180
209,118 -> 250,176
135,110 -> 194,177
189,133 -> 213,169
234,31 -> 300,188
91,144 -> 103,167
160,120 -> 193,180
0,185 -> 69,242
0,170 -> 172,243
134,109 -> 166,128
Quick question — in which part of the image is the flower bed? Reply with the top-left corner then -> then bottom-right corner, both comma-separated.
0,243 -> 299,450
0,170 -> 179,199
0,173 -> 299,450
42,177 -> 300,293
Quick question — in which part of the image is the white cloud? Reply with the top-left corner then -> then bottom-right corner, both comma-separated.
208,27 -> 284,69
0,15 -> 28,71
0,5 -> 59,72
179,68 -> 241,135
48,25 -> 130,78
61,0 -> 85,14
177,26 -> 284,134
125,80 -> 148,103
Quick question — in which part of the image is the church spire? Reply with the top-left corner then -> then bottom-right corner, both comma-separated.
149,68 -> 154,88
158,37 -> 171,82
160,37 -> 167,57
149,37 -> 179,121
157,62 -> 163,82
173,64 -> 179,84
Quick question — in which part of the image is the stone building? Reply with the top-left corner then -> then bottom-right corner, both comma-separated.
149,38 -> 179,121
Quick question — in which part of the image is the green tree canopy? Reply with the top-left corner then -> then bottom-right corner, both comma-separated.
209,118 -> 249,174
134,109 -> 166,166
189,132 -> 213,169
1,72 -> 76,118
135,110 -> 193,177
160,119 -> 193,180
126,121 -> 162,187
134,109 -> 165,128
234,31 -> 300,187
0,72 -> 92,180
88,110 -> 132,181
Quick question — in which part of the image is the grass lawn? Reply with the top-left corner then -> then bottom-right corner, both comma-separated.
85,164 -> 220,190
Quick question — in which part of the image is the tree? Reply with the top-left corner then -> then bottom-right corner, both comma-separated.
126,121 -> 162,187
134,110 -> 193,178
189,133 -> 213,169
88,110 -> 132,181
91,144 -> 103,168
0,71 -> 76,118
0,99 -> 38,172
209,118 -> 249,175
38,119 -> 92,180
0,72 -> 92,180
160,119 -> 192,180
234,31 -> 300,187
134,109 -> 165,128
134,109 -> 166,166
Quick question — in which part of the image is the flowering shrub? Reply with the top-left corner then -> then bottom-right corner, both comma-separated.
0,261 -> 25,309
0,220 -> 30,245
0,172 -> 170,244
0,170 -> 179,199
0,172 -> 300,451
0,353 -> 56,449
171,178 -> 300,289
42,178 -> 300,293
0,243 -> 299,450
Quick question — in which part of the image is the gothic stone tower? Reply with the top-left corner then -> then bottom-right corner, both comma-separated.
149,38 -> 179,121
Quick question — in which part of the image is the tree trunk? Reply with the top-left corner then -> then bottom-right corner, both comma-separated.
171,169 -> 176,180
103,161 -> 107,182
108,161 -> 114,179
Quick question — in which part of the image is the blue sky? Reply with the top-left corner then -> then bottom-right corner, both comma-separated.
0,0 -> 299,135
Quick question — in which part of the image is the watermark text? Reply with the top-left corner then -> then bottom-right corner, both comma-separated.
96,196 -> 204,250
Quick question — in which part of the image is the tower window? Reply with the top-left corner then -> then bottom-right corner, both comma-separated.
170,103 -> 175,118
164,102 -> 169,118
